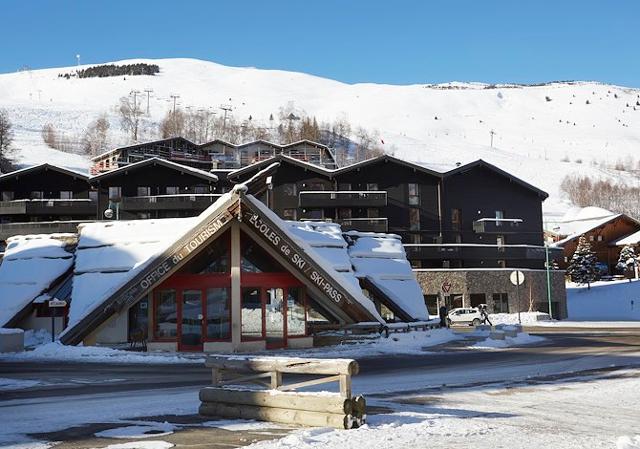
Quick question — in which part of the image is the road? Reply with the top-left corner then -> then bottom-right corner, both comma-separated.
2,331 -> 639,401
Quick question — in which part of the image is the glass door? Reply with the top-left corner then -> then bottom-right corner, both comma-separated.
265,287 -> 285,349
179,289 -> 204,351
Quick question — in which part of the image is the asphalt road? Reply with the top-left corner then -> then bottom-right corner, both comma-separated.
2,330 -> 639,402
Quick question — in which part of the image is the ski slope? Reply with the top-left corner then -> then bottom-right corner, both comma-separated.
1,57 -> 640,219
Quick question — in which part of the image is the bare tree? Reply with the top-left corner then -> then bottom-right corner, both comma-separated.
118,96 -> 143,142
159,108 -> 185,139
82,114 -> 110,156
41,123 -> 58,149
0,109 -> 14,171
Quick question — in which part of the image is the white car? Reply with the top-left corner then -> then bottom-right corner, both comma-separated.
447,307 -> 484,326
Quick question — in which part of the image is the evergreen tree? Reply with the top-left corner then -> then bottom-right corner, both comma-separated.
566,235 -> 598,288
616,245 -> 637,272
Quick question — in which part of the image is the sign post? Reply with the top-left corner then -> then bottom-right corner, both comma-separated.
48,299 -> 67,342
441,280 -> 452,309
509,270 -> 525,324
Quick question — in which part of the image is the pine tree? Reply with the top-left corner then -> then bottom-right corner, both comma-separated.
616,245 -> 637,272
567,235 -> 598,288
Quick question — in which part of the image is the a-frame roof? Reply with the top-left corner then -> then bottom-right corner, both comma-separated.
92,136 -> 197,161
227,154 -> 333,180
0,163 -> 89,183
59,167 -> 382,345
443,159 -> 549,199
332,154 -> 443,178
89,157 -> 218,183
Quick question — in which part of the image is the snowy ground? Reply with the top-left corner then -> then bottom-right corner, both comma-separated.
245,369 -> 640,449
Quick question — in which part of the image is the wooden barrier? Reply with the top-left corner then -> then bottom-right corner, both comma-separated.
199,356 -> 366,429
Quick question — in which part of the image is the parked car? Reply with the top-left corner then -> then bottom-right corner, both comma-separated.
447,307 -> 484,326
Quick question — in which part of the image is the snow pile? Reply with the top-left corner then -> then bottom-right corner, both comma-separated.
489,311 -> 550,325
0,377 -> 42,391
24,329 -> 52,348
618,435 -> 640,449
0,341 -> 204,364
471,332 -> 546,349
95,422 -> 176,439
0,234 -> 74,327
348,232 -> 429,320
567,279 -> 640,320
66,217 -> 197,331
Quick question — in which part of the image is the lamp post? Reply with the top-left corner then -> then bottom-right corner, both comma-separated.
545,242 -> 553,319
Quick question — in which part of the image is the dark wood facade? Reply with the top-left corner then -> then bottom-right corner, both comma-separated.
89,158 -> 220,220
556,215 -> 640,273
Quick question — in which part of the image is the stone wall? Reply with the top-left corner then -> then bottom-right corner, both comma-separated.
414,269 -> 567,319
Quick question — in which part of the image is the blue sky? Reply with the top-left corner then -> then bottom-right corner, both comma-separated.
1,0 -> 638,87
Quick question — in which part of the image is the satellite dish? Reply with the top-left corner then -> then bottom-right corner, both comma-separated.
104,208 -> 114,219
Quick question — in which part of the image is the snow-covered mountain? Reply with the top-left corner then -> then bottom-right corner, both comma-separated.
1,58 -> 639,222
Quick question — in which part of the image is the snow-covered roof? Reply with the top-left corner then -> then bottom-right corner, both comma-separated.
614,230 -> 640,247
89,157 -> 218,183
552,209 -> 628,247
0,163 -> 89,182
66,216 -> 201,332
0,234 -> 75,327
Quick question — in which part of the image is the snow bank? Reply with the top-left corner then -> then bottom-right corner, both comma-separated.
567,279 -> 640,320
489,311 -> 550,325
471,332 -> 546,349
0,342 -> 204,364
0,235 -> 73,327
617,435 -> 640,449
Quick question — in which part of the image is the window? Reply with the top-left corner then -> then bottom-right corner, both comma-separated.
1,191 -> 14,201
367,208 -> 379,218
166,186 -> 180,195
409,208 -> 420,231
30,191 -> 44,200
137,186 -> 151,197
492,293 -> 509,313
108,186 -> 122,200
283,208 -> 297,220
423,294 -> 439,315
241,288 -> 263,340
137,212 -> 151,219
455,233 -> 462,243
366,183 -> 378,191
59,191 -> 73,200
305,209 -> 324,220
287,288 -> 306,336
338,208 -> 352,219
154,289 -> 177,339
283,183 -> 297,196
206,288 -> 230,339
497,235 -> 505,252
338,183 -> 351,191
451,209 -> 462,230
379,303 -> 395,321
89,190 -> 98,202
194,185 -> 208,194
495,210 -> 504,226
497,259 -> 506,268
181,234 -> 230,273
408,183 -> 420,205
589,235 -> 595,241
470,294 -> 486,308
307,182 -> 325,191
597,235 -> 603,242
241,236 -> 285,273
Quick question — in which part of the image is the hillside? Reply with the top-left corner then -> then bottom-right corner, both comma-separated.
1,57 -> 639,222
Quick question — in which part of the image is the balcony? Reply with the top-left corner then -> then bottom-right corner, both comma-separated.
0,199 -> 96,216
336,218 -> 388,233
299,191 -> 387,208
404,243 -> 562,261
0,220 -> 96,240
473,218 -> 523,234
119,194 -> 222,211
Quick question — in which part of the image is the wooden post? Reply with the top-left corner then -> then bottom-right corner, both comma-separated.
230,222 -> 242,348
212,368 -> 222,385
270,370 -> 282,389
339,374 -> 351,398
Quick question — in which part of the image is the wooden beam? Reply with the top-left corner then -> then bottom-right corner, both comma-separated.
205,356 -> 359,376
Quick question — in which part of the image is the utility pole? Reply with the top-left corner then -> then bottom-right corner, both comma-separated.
490,129 -> 496,148
219,104 -> 232,132
170,94 -> 181,114
130,90 -> 141,109
144,88 -> 153,114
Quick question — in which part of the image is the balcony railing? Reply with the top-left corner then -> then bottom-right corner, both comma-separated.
335,218 -> 388,233
473,218 -> 524,234
0,220 -> 97,240
119,194 -> 222,211
0,199 -> 95,216
404,243 -> 562,261
299,191 -> 387,208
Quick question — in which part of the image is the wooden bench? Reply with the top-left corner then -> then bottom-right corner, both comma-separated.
199,356 -> 366,429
